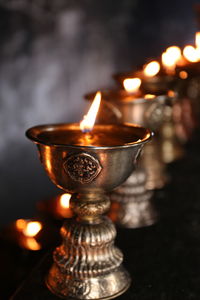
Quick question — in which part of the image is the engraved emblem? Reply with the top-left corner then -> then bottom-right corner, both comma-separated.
64,153 -> 102,184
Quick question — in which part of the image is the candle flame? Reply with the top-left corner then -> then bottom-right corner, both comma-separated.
166,46 -> 182,61
22,221 -> 42,237
123,77 -> 141,92
195,32 -> 200,48
144,94 -> 155,99
162,46 -> 182,71
183,45 -> 199,62
80,91 -> 101,132
143,61 -> 160,77
59,193 -> 71,208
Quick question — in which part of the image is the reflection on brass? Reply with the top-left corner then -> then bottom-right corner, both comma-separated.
109,168 -> 157,228
26,123 -> 151,300
174,75 -> 200,142
160,106 -> 184,163
140,137 -> 167,190
85,90 -> 167,131
86,91 -> 170,190
86,90 -> 184,187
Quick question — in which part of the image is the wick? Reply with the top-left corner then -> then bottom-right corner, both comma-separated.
82,128 -> 91,133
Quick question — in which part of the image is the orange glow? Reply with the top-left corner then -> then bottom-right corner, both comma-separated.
59,193 -> 71,208
168,90 -> 175,97
195,32 -> 200,48
80,91 -> 101,132
16,219 -> 27,231
143,61 -> 160,77
195,32 -> 200,60
162,52 -> 174,67
183,45 -> 199,62
144,94 -> 155,99
21,237 -> 41,251
166,46 -> 182,61
123,77 -> 141,92
162,46 -> 182,73
22,221 -> 42,237
179,71 -> 188,79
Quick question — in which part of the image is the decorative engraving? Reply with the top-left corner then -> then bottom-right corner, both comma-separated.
64,153 -> 102,184
67,279 -> 91,297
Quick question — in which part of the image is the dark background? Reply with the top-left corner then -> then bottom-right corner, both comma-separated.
0,0 -> 199,225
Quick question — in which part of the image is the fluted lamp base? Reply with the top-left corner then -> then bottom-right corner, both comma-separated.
46,217 -> 131,300
47,265 -> 130,300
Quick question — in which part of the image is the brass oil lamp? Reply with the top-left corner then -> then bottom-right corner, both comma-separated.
113,60 -> 177,94
26,92 -> 151,299
85,88 -> 167,228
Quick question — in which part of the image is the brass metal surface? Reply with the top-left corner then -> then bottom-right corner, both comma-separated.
85,91 -> 170,190
109,168 -> 157,228
85,90 -> 168,131
26,122 -> 151,299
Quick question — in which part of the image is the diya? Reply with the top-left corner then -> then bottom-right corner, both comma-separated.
85,87 -> 179,228
26,92 -> 151,299
85,89 -> 169,189
84,89 -> 165,228
113,60 -> 177,94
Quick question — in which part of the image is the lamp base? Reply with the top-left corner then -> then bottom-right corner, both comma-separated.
46,214 -> 131,300
46,265 -> 131,300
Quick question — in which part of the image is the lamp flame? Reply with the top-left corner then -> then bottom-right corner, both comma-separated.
59,193 -> 71,208
80,91 -> 101,132
166,46 -> 181,61
123,77 -> 141,92
143,61 -> 160,77
22,221 -> 42,237
183,45 -> 199,62
195,32 -> 200,60
162,46 -> 182,71
16,220 -> 42,237
195,32 -> 200,49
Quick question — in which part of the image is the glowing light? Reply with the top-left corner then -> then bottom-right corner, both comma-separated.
162,52 -> 174,67
195,32 -> 200,48
143,61 -> 160,77
22,221 -> 42,237
168,90 -> 175,97
144,94 -> 155,99
162,46 -> 182,73
183,45 -> 199,62
166,46 -> 182,62
22,237 -> 41,251
179,71 -> 188,79
59,193 -> 71,208
16,219 -> 27,231
80,91 -> 101,132
123,78 -> 141,93
195,32 -> 200,60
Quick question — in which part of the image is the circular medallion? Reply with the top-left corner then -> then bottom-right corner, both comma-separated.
64,153 -> 102,184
